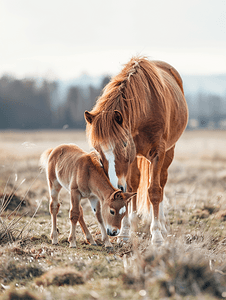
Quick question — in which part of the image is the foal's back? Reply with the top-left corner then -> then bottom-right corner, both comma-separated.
48,144 -> 102,192
48,144 -> 87,190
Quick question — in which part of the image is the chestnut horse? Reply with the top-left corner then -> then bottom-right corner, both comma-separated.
85,56 -> 188,245
40,144 -> 136,248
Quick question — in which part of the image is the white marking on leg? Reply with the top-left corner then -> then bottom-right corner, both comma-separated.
119,206 -> 126,215
117,215 -> 130,242
159,197 -> 167,235
103,148 -> 118,188
150,205 -> 164,245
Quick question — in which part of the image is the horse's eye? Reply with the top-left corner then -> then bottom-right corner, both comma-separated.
123,141 -> 127,148
110,209 -> 115,215
100,159 -> 104,168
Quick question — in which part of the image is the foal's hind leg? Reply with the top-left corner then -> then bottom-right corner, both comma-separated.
68,189 -> 81,248
49,180 -> 62,245
78,206 -> 96,245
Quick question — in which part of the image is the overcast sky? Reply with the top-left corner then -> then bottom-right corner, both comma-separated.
1,0 -> 226,80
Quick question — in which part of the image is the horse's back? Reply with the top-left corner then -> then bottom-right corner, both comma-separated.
153,61 -> 184,94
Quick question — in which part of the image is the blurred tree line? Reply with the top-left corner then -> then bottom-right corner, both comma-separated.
0,74 -> 225,130
0,75 -> 110,129
186,92 -> 226,129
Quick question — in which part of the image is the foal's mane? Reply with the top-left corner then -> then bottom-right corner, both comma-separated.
86,56 -> 167,152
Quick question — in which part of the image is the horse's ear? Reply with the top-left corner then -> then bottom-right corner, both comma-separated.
114,110 -> 123,125
84,111 -> 95,124
123,192 -> 137,204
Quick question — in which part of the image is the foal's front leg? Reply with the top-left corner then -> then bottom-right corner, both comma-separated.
79,206 -> 96,245
69,189 -> 82,248
89,197 -> 113,248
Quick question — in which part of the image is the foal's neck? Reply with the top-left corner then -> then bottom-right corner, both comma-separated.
90,169 -> 115,202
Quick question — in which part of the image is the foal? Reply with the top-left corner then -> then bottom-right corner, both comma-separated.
40,144 -> 136,248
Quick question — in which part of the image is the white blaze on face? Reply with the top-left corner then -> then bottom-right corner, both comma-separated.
119,206 -> 126,215
103,148 -> 118,189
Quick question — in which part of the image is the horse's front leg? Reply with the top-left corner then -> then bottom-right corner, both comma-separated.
116,210 -> 130,242
117,158 -> 140,242
69,189 -> 81,248
148,143 -> 166,245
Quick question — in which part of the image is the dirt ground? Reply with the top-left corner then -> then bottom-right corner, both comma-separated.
1,129 -> 226,300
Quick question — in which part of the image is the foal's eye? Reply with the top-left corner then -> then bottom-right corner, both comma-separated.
110,209 -> 115,215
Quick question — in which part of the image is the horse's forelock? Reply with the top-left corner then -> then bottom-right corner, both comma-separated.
86,56 -> 167,154
90,110 -> 130,157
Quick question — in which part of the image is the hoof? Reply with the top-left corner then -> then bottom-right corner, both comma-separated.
161,226 -> 168,237
69,243 -> 77,248
151,231 -> 164,246
117,236 -> 129,243
104,241 -> 113,249
105,246 -> 114,252
91,243 -> 97,246
52,241 -> 58,245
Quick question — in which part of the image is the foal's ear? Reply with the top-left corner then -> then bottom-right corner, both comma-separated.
114,110 -> 123,125
112,190 -> 122,200
123,192 -> 137,204
84,111 -> 95,124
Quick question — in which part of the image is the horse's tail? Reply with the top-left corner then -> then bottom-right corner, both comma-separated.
136,156 -> 151,216
39,148 -> 53,171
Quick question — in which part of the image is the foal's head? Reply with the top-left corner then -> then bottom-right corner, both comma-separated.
85,110 -> 136,192
102,190 -> 136,236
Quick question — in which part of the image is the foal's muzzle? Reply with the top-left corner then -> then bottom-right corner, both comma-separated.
107,228 -> 119,236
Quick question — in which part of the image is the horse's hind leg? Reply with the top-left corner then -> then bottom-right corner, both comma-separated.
49,179 -> 62,245
159,146 -> 175,236
78,206 -> 96,245
147,142 -> 167,245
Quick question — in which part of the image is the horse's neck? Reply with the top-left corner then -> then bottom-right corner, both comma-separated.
90,169 -> 115,202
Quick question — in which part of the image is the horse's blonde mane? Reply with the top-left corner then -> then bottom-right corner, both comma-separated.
86,56 -> 168,152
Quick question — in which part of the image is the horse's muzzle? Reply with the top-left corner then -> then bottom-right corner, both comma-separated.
118,183 -> 127,193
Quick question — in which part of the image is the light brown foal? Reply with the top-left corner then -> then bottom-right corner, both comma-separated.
40,144 -> 136,248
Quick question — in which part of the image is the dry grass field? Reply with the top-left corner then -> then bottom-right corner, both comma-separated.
1,129 -> 226,299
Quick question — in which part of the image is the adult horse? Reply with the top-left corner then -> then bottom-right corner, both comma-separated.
85,56 -> 188,245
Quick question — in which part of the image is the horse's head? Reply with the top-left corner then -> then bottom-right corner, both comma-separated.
85,109 -> 136,192
102,190 -> 136,236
